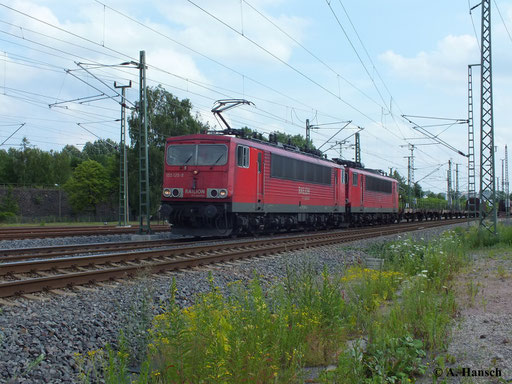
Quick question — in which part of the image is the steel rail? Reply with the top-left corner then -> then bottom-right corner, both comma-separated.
0,238 -> 189,262
0,225 -> 170,240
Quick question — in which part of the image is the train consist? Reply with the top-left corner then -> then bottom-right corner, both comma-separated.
160,132 -> 402,236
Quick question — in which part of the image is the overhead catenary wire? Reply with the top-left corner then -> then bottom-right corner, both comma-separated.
2,6 -> 356,138
185,0 -> 405,142
493,0 -> 512,46
333,0 -> 408,139
323,0 -> 407,140
2,1 -> 402,159
89,0 -> 330,114
241,0 -> 384,110
468,0 -> 482,50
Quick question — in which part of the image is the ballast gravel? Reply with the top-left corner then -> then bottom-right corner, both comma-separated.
0,223 -> 470,383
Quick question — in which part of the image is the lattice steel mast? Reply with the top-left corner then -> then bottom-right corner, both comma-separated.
479,0 -> 497,233
355,132 -> 361,164
406,156 -> 412,208
502,159 -> 505,195
138,51 -> 151,234
456,163 -> 460,210
115,81 -> 131,227
506,145 -> 510,217
467,64 -> 479,222
402,144 -> 415,208
447,160 -> 452,208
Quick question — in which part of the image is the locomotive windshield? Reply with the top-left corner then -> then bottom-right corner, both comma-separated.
167,144 -> 227,166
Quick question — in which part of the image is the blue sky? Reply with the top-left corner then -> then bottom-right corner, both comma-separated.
1,0 -> 512,194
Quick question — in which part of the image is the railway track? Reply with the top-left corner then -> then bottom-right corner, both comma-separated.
0,219 -> 469,298
0,224 -> 170,240
0,219 -> 463,263
0,238 -> 193,263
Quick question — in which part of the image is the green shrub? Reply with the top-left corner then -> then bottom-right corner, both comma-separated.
0,211 -> 16,223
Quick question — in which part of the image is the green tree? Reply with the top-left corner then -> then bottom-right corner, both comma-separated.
271,131 -> 309,149
0,149 -> 9,183
413,182 -> 424,199
62,144 -> 84,169
63,160 -> 111,213
81,139 -> 119,201
23,148 -> 54,185
128,85 -> 204,150
52,150 -> 74,185
1,138 -> 57,186
82,139 -> 118,167
390,170 -> 407,205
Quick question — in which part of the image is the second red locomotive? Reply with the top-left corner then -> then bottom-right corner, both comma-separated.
160,133 -> 399,236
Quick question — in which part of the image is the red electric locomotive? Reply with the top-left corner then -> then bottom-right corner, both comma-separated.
160,133 -> 399,236
344,164 -> 399,225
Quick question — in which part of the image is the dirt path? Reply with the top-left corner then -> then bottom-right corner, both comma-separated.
433,247 -> 512,383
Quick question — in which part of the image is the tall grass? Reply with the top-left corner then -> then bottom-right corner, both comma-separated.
455,223 -> 512,249
326,231 -> 466,383
76,230 -> 471,383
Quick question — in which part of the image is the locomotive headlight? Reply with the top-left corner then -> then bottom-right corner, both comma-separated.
219,189 -> 228,198
193,170 -> 199,175
163,188 -> 171,198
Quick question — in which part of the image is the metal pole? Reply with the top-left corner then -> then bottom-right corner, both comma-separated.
407,156 -> 411,209
409,144 -> 415,208
479,0 -> 497,234
468,64 -> 478,223
355,132 -> 361,164
138,50 -> 151,234
501,158 -> 504,195
456,163 -> 459,210
114,81 -> 132,227
448,160 -> 452,209
306,119 -> 310,148
506,145 -> 510,217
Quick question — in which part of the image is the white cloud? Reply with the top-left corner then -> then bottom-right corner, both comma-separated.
379,34 -> 478,84
156,0 -> 309,65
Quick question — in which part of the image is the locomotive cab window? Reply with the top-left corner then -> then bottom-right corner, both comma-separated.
167,144 -> 227,166
352,173 -> 358,186
167,145 -> 196,165
197,144 -> 227,166
237,145 -> 250,168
